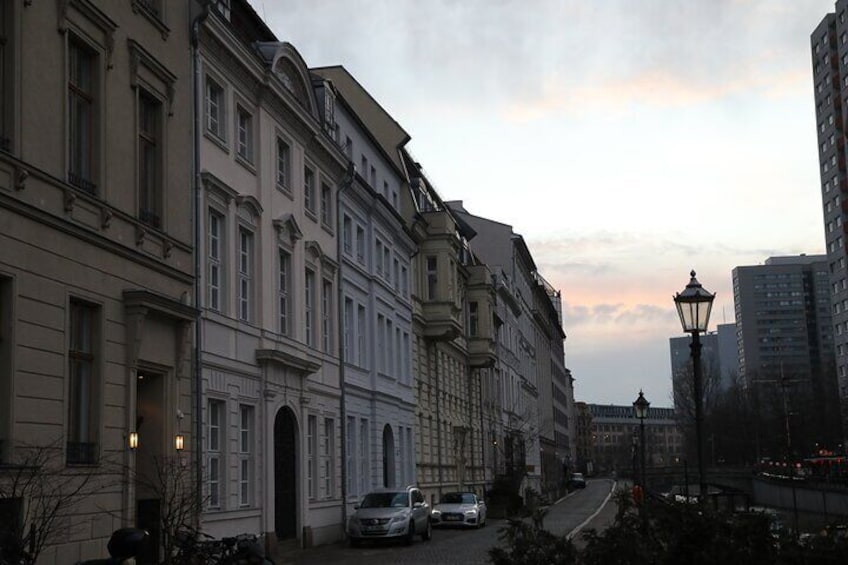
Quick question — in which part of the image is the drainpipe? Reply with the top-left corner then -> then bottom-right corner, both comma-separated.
190,0 -> 211,522
337,162 -> 354,531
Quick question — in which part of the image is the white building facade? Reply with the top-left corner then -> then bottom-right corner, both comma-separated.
310,67 -> 418,510
196,4 -> 346,549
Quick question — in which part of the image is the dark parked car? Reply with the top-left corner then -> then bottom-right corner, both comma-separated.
568,472 -> 587,489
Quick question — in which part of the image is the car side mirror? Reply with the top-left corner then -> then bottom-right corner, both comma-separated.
413,502 -> 424,509
353,504 -> 359,510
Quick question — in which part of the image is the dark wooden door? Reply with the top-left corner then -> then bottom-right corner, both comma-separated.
274,407 -> 297,540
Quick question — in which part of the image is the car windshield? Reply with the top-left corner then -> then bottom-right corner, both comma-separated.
360,492 -> 408,508
441,493 -> 475,504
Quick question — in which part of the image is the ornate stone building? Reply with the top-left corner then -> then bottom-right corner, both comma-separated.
195,0 -> 347,549
1,1 -> 195,562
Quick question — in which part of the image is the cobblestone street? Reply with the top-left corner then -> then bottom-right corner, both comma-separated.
276,479 -> 619,564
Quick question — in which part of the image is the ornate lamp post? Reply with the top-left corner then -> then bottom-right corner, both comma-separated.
674,271 -> 715,501
633,390 -> 650,490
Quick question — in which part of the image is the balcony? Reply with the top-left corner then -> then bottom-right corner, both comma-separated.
467,335 -> 496,368
421,301 -> 462,341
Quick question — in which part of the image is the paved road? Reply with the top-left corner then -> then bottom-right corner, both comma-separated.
276,479 -> 620,565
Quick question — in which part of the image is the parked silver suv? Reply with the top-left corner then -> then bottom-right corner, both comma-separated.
347,486 -> 432,546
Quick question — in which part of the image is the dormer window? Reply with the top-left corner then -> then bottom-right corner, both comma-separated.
213,0 -> 230,21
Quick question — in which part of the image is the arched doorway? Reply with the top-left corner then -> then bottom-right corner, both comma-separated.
382,424 -> 395,488
274,407 -> 297,540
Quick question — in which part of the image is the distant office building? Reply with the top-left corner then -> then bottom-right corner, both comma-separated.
812,5 -> 848,447
670,322 -> 738,410
588,404 -> 683,476
732,255 -> 840,452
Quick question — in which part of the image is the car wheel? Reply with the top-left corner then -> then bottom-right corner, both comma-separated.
421,518 -> 432,541
404,521 -> 415,545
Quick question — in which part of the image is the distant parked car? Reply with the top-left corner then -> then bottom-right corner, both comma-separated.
431,492 -> 487,528
347,486 -> 432,546
568,473 -> 587,489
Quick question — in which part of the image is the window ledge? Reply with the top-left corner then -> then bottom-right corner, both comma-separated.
305,209 -> 318,223
235,153 -> 256,175
276,183 -> 294,200
204,130 -> 229,154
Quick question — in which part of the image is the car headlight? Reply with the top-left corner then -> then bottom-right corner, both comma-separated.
431,510 -> 441,516
465,509 -> 477,515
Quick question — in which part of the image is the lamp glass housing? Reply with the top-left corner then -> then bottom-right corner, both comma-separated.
129,432 -> 139,450
674,271 -> 715,333
175,434 -> 185,451
633,391 -> 650,419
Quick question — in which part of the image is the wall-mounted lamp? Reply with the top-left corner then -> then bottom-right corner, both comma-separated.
129,432 -> 139,450
175,434 -> 185,451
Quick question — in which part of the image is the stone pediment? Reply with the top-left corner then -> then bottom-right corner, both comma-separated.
273,214 -> 303,247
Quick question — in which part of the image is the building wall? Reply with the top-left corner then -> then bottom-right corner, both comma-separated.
197,7 -> 346,548
812,4 -> 848,446
1,1 -> 195,562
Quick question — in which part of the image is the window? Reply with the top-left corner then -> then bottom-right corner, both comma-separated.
344,297 -> 353,359
393,259 -> 400,291
322,279 -> 332,352
357,304 -> 366,366
426,256 -> 438,300
469,301 -> 479,336
236,106 -> 253,163
239,405 -> 253,507
68,300 -> 99,465
356,226 -> 365,264
401,266 -> 408,297
322,418 -> 334,498
375,240 -> 383,276
208,210 -> 224,311
308,415 -> 317,499
370,166 -> 376,188
321,183 -> 332,227
68,38 -> 97,193
238,228 -> 253,322
304,167 -> 316,214
138,91 -> 162,228
208,399 -> 224,508
344,136 -> 352,159
276,137 -> 290,189
359,418 -> 369,494
377,314 -> 385,373
278,250 -> 291,335
305,269 -> 315,346
343,216 -> 352,255
206,76 -> 225,140
346,416 -> 356,495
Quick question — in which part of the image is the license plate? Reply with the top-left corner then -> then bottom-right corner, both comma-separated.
446,516 -> 461,521
363,526 -> 384,532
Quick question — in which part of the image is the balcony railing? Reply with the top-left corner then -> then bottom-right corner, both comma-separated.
66,441 -> 98,465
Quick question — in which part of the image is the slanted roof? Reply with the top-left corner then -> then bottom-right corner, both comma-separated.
311,66 -> 410,176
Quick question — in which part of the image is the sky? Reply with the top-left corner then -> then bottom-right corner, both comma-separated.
250,0 -> 833,407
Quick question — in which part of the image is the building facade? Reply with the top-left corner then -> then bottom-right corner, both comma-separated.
1,0 -> 196,562
732,254 -> 840,455
812,4 -> 848,447
588,404 -> 683,476
310,66 -> 418,512
196,2 -> 347,548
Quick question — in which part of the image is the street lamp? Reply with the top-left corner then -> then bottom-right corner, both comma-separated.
633,390 -> 650,490
674,270 -> 715,502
